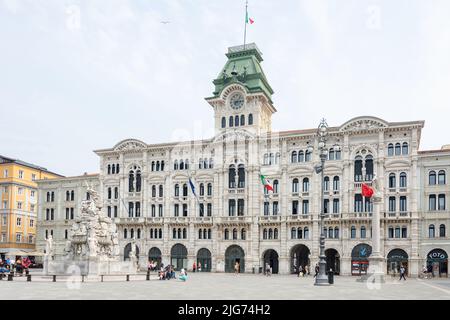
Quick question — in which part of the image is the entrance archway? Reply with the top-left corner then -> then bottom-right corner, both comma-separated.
148,247 -> 162,268
225,245 -> 245,273
427,249 -> 448,277
351,244 -> 372,276
387,249 -> 408,275
170,244 -> 188,271
197,248 -> 212,272
290,244 -> 310,273
124,243 -> 140,261
325,249 -> 340,275
263,249 -> 279,274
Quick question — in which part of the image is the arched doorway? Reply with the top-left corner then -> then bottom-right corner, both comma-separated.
263,249 -> 279,274
351,244 -> 372,276
325,249 -> 340,275
170,244 -> 188,271
225,245 -> 245,273
290,244 -> 310,273
197,248 -> 212,272
387,249 -> 408,275
123,243 -> 140,261
427,249 -> 448,277
148,247 -> 162,268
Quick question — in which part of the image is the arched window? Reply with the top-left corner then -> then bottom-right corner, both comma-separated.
229,116 -> 234,127
268,228 -> 273,239
395,143 -> 401,156
361,226 -> 366,238
173,228 -> 177,239
248,114 -> 253,125
440,224 -> 446,237
159,185 -> 163,197
429,171 -> 436,185
130,228 -> 134,239
174,184 -> 179,197
235,115 -> 239,127
429,224 -> 435,238
221,117 -> 226,128
291,227 -> 296,239
156,161 -> 160,171
354,156 -> 363,182
333,176 -> 340,191
229,165 -> 236,188
128,171 -> 135,192
203,229 -> 207,239
292,178 -> 299,193
351,226 -> 356,239
323,176 -> 330,192
203,158 -> 208,169
160,161 -> 164,171
329,148 -> 335,160
71,190 -> 75,201
263,228 -> 268,239
302,178 -> 310,192
198,158 -> 203,169
136,170 -> 142,192
224,228 -> 229,240
240,114 -> 245,126
335,148 -> 342,160
238,164 -> 245,188
183,184 -> 188,197
402,142 -> 409,155
273,180 -> 279,194
365,155 -> 374,181
233,228 -> 238,240
199,183 -> 205,196
179,160 -> 184,170
207,183 -> 212,196
291,151 -> 297,163
107,164 -> 111,174
151,161 -> 155,171
183,228 -> 187,239
304,227 -> 309,239
116,164 -> 120,173
263,154 -> 268,165
208,229 -> 212,239
275,152 -> 280,164
389,173 -> 396,188
137,228 -> 141,239
298,151 -> 304,163
399,172 -> 407,188
328,227 -> 333,239
66,190 -> 70,201
107,187 -> 112,199
269,153 -> 274,165
241,228 -> 246,240
209,158 -> 213,169
124,228 -> 127,239
177,228 -> 181,239
185,159 -> 189,170
388,143 -> 394,156
334,227 -> 339,239
152,186 -> 156,198
438,170 -> 446,185
151,205 -> 156,217
305,149 -> 312,162
150,229 -> 154,239
174,160 -> 178,170
112,164 -> 116,174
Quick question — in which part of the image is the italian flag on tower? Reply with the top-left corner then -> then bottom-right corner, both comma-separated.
260,174 -> 273,192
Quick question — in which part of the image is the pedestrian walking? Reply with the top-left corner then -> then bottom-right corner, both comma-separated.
234,261 -> 240,275
314,263 -> 319,278
265,262 -> 271,276
198,262 -> 202,272
193,261 -> 196,273
399,266 -> 406,281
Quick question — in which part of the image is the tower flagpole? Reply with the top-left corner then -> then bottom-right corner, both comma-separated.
243,0 -> 248,49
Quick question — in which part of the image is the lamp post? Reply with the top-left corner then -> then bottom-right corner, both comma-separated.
311,119 -> 341,286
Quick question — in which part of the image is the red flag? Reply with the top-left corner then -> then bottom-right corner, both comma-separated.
362,183 -> 374,198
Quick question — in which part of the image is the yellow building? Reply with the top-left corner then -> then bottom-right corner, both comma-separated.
0,155 -> 63,259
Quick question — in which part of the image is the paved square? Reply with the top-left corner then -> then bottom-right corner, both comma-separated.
2,271 -> 450,300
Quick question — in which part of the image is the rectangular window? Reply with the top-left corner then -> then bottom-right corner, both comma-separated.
17,202 -> 22,210
273,202 -> 279,216
401,227 -> 407,238
207,203 -> 212,217
19,170 -> 24,179
30,219 -> 34,227
400,196 -> 407,212
302,200 -> 309,215
18,187 -> 23,195
3,186 -> 7,193
388,228 -> 394,238
30,204 -> 35,212
30,190 -> 35,197
2,201 -> 7,209
324,199 -> 329,214
2,215 -> 6,225
28,235 -> 33,244
199,203 -> 204,217
395,228 -> 401,238
174,204 -> 179,217
66,208 -> 69,220
70,208 -> 74,219
263,202 -> 270,216
31,174 -> 36,181
16,233 -> 21,243
158,204 -> 163,217
332,199 -> 340,214
16,217 -> 21,226
114,206 -> 118,218
228,199 -> 236,216
389,197 -> 396,212
1,233 -> 6,242
3,169 -> 8,178
438,195 -> 446,210
237,199 -> 245,216
183,204 -> 188,217
354,194 -> 363,212
292,200 -> 299,215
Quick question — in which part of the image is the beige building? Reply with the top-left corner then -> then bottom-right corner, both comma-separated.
36,44 -> 449,277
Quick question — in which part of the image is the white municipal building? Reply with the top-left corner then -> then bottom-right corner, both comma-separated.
36,43 -> 450,277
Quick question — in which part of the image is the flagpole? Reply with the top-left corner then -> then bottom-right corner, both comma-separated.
243,0 -> 248,49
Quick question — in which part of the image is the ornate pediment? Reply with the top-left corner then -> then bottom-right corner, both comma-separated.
113,139 -> 147,151
340,116 -> 388,133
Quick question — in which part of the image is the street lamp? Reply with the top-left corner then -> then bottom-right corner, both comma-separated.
312,118 -> 340,286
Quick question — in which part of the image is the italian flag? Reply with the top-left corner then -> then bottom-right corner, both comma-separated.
246,11 -> 254,24
260,174 -> 273,192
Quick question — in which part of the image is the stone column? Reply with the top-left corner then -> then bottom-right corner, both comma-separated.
368,197 -> 385,282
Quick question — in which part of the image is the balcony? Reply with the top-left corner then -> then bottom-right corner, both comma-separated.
193,216 -> 213,224
145,217 -> 164,224
382,212 -> 411,219
259,216 -> 282,223
219,216 -> 252,224
349,212 -> 372,218
353,181 -> 372,189
166,216 -> 189,224
287,214 -> 311,221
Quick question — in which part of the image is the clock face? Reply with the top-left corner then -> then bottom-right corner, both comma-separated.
229,93 -> 244,110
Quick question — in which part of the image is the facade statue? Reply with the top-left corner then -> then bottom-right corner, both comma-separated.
45,235 -> 54,258
371,174 -> 382,202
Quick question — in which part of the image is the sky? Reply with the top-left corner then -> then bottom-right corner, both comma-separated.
1,0 -> 450,177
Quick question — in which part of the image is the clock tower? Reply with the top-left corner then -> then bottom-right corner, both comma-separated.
205,43 -> 276,136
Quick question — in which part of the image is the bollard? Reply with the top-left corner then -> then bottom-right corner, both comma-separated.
101,275 -> 104,282
146,271 -> 150,281
126,274 -> 130,281
7,274 -> 13,281
27,274 -> 32,282
53,275 -> 56,282
25,269 -> 29,276
82,275 -> 85,283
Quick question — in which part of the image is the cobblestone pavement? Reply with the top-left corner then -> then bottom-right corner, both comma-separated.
1,272 -> 450,300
